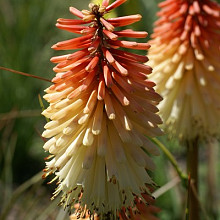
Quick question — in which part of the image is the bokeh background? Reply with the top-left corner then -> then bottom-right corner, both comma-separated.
0,0 -> 219,219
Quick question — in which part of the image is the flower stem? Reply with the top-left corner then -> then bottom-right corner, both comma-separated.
151,138 -> 188,186
186,138 -> 199,220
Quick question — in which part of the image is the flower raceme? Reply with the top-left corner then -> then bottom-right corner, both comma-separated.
42,0 -> 163,218
148,0 -> 220,140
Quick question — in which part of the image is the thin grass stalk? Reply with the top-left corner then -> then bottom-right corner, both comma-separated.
152,176 -> 180,199
0,109 -> 41,121
0,66 -> 51,82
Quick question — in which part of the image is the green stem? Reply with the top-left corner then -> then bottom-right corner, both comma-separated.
151,138 -> 188,186
186,138 -> 199,220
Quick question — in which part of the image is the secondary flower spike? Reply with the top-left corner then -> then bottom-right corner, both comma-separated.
148,0 -> 220,140
42,0 -> 163,218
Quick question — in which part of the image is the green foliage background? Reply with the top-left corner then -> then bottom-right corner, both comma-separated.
0,0 -> 219,219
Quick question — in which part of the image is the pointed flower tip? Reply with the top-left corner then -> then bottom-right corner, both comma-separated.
51,45 -> 57,49
106,0 -> 127,11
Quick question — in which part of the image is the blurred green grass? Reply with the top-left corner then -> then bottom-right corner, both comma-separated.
0,0 -> 219,219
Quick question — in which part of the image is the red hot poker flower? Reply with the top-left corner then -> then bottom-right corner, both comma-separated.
42,0 -> 163,218
148,0 -> 220,140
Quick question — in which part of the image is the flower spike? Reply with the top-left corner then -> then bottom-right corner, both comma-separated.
43,0 -> 162,218
148,0 -> 220,141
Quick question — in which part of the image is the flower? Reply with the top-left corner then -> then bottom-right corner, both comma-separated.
148,0 -> 220,140
42,0 -> 163,218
